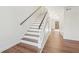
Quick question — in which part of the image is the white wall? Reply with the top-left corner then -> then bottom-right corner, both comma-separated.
45,6 -> 64,31
62,6 -> 79,41
46,6 -> 79,41
0,6 -> 38,52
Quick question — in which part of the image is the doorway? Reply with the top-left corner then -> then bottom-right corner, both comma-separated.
55,21 -> 59,29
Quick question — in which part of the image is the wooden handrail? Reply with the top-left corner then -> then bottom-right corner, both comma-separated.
20,6 -> 41,25
39,12 -> 47,29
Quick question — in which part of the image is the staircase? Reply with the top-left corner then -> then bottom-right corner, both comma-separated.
20,7 -> 50,52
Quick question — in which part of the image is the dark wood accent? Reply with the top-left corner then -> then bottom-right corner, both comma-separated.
20,6 -> 41,25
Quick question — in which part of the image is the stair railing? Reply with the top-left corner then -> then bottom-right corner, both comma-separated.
38,10 -> 50,50
39,12 -> 47,29
20,6 -> 41,25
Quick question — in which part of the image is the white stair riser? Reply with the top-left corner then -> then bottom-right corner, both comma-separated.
30,25 -> 39,27
27,29 -> 41,33
21,40 -> 38,47
30,24 -> 40,26
23,36 -> 39,40
26,32 -> 40,35
27,29 -> 41,32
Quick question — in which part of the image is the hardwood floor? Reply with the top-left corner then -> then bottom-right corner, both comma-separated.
2,43 -> 39,53
42,30 -> 79,53
2,30 -> 79,53
42,30 -> 63,53
62,39 -> 79,53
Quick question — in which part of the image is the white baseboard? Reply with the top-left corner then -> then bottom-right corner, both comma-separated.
64,37 -> 79,41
